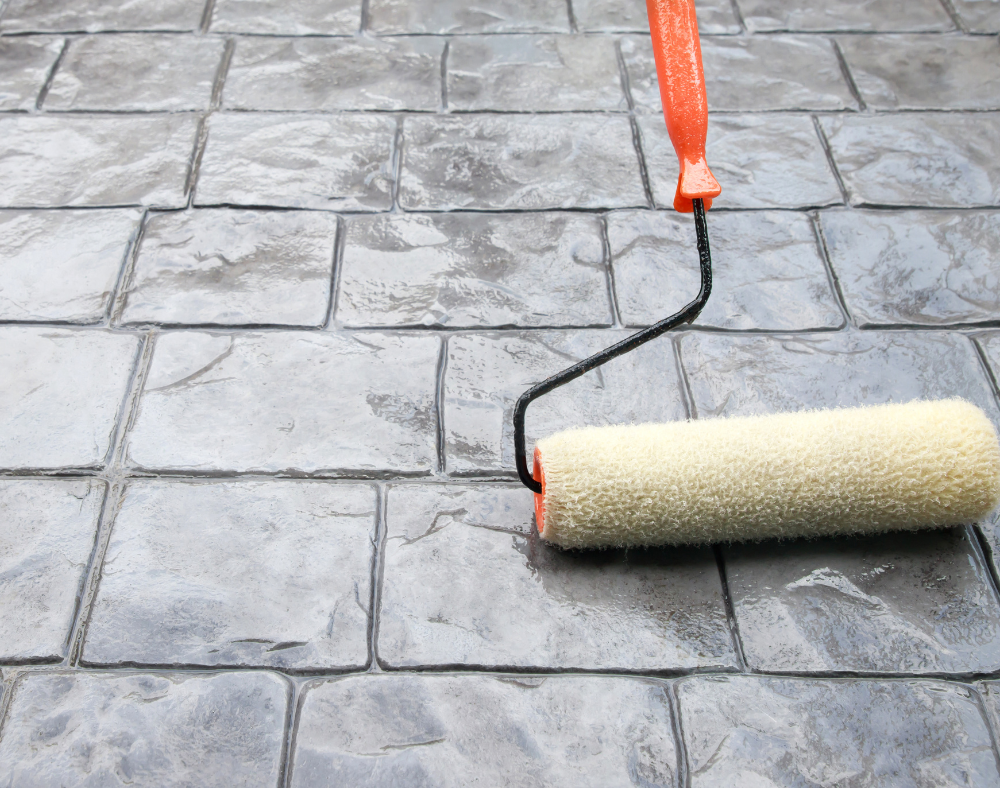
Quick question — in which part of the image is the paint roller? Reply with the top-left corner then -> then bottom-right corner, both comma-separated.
512,0 -> 1000,549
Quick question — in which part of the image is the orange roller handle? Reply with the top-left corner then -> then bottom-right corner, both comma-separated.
646,0 -> 721,213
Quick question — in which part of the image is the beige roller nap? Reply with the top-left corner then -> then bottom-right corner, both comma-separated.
532,399 -> 1000,549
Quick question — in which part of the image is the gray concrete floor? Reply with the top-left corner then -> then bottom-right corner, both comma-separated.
1,0 -> 1000,784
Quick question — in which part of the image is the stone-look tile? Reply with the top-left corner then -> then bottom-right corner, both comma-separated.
821,210 -> 1000,327
84,481 -> 376,669
44,34 -> 225,112
821,114 -> 1000,208
211,0 -> 360,34
681,330 -> 1000,424
0,37 -> 62,110
0,0 -> 205,32
196,113 -> 395,211
337,212 -> 611,328
982,681 -> 1000,737
0,209 -> 140,323
121,209 -> 337,327
292,674 -> 677,787
0,480 -> 104,662
0,671 -> 288,787
0,115 -> 198,208
638,114 -> 842,209
0,328 -> 139,470
677,676 -> 1000,786
979,508 -> 1000,582
447,35 -> 625,112
378,485 -> 737,671
367,0 -> 569,34
622,35 -> 855,113
725,528 -> 1000,673
126,331 -> 439,474
444,331 -> 686,474
951,0 -> 1000,32
574,0 -> 740,33
399,115 -> 646,211
225,36 -> 443,112
839,35 -> 1000,110
737,0 -> 954,32
609,210 -> 843,330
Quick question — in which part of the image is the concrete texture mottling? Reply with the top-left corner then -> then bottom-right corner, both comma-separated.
1,0 -> 1000,784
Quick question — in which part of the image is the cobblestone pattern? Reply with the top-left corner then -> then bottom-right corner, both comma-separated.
1,0 -> 1000,784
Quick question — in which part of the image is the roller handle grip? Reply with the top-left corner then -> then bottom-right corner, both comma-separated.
646,0 -> 721,213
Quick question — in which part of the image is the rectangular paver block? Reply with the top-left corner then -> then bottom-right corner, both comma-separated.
337,212 -> 611,328
821,209 -> 1000,327
677,676 -> 999,786
680,330 -> 1000,426
609,209 -> 843,330
444,330 -> 686,474
121,208 -> 337,327
737,0 -> 953,32
0,0 -> 206,32
83,480 -> 376,669
447,35 -> 625,112
366,0 -> 570,33
639,114 -> 843,209
725,527 -> 1000,673
622,34 -> 855,112
291,674 -> 677,787
210,0 -> 361,34
196,113 -> 396,211
0,480 -> 104,662
0,209 -> 140,323
838,35 -> 1000,110
378,483 -> 737,670
574,0 -> 740,33
0,671 -> 289,788
0,36 -> 63,110
821,114 -> 1000,208
0,327 -> 139,470
126,330 -> 440,474
0,115 -> 199,209
44,34 -> 225,111
399,114 -> 646,211
225,36 -> 444,112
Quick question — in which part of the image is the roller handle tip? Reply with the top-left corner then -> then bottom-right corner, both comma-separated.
646,0 -> 721,213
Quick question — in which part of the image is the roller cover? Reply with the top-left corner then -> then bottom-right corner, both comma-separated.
532,399 -> 1000,549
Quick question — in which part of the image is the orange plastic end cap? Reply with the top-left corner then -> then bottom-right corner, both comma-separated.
673,159 -> 722,213
532,446 -> 547,538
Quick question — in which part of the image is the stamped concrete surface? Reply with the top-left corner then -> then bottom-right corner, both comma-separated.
2,0 -> 1000,784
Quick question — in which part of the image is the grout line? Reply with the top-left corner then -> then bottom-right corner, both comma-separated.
970,524 -> 1000,606
614,37 -> 636,113
971,684 -> 1000,777
279,678 -> 306,788
937,0 -> 969,33
599,215 -> 622,327
629,116 -> 655,209
671,338 -> 694,420
390,116 -> 404,211
440,38 -> 449,111
199,0 -> 217,34
566,0 -> 578,33
359,0 -> 370,34
673,338 -> 698,420
323,215 -> 346,329
110,331 -> 157,470
106,208 -> 149,327
210,37 -> 235,110
665,681 -> 690,788
369,484 -> 390,672
811,114 -> 851,206
728,0 -> 747,34
364,484 -> 384,672
34,36 -> 68,110
830,38 -> 866,112
713,545 -> 748,672
435,336 -> 448,475
808,211 -> 855,328
184,113 -> 211,208
0,670 -> 23,747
